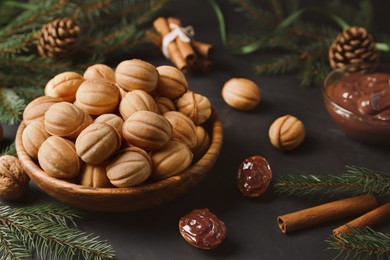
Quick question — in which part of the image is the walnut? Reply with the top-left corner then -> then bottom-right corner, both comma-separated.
163,111 -> 197,149
22,120 -> 50,160
156,65 -> 188,99
155,96 -> 176,114
221,78 -> 261,110
78,162 -> 111,188
119,90 -> 159,120
45,71 -> 85,102
38,136 -> 81,179
44,102 -> 92,139
176,91 -> 212,125
83,64 -> 115,83
115,59 -> 158,93
74,79 -> 120,116
150,140 -> 193,180
23,96 -> 62,125
75,122 -> 121,164
94,114 -> 124,139
122,111 -> 172,150
106,147 -> 152,187
0,155 -> 29,200
191,126 -> 210,161
268,114 -> 305,151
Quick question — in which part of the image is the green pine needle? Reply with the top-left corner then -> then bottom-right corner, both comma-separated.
0,88 -> 26,124
326,227 -> 390,259
12,219 -> 115,260
0,203 -> 115,260
274,165 -> 390,197
229,0 -> 276,30
255,54 -> 301,75
1,143 -> 16,156
227,0 -> 389,86
0,225 -> 31,260
14,203 -> 83,227
327,0 -> 373,29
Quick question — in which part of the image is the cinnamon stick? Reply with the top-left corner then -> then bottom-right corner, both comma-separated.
277,194 -> 378,234
333,202 -> 390,236
153,17 -> 187,72
167,17 -> 196,63
192,40 -> 214,58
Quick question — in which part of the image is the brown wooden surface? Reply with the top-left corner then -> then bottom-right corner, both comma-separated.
15,110 -> 223,212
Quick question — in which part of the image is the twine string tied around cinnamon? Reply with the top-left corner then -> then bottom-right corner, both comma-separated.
162,23 -> 195,58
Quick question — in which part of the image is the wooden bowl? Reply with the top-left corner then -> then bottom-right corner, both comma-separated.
16,110 -> 223,212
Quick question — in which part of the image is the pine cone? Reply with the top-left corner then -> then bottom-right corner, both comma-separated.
329,26 -> 379,71
37,18 -> 80,58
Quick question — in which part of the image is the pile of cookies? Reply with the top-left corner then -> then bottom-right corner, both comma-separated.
21,59 -> 212,188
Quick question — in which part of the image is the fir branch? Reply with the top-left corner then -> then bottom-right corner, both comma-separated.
0,203 -> 115,260
229,0 -> 276,29
1,143 -> 16,157
14,204 -> 83,227
290,21 -> 339,41
274,165 -> 390,197
75,0 -> 111,21
0,56 -> 78,75
228,33 -> 301,52
134,0 -> 170,26
0,0 -> 73,38
270,0 -> 283,23
227,0 -> 388,86
12,86 -> 45,101
0,33 -> 37,58
255,53 -> 301,75
10,219 -> 115,260
326,227 -> 390,259
298,40 -> 332,86
327,0 -> 373,30
83,0 -> 168,56
0,2 -> 23,27
87,23 -> 138,56
105,0 -> 163,23
0,88 -> 26,125
285,0 -> 299,14
300,61 -> 330,87
0,70 -> 46,86
0,226 -> 31,260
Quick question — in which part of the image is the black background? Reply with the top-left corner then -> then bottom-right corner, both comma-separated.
3,1 -> 390,259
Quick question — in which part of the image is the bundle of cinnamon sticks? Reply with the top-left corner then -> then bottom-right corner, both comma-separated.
152,17 -> 214,73
277,194 -> 390,236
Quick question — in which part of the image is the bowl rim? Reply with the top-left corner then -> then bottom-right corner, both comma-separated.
16,109 -> 223,196
322,62 -> 390,124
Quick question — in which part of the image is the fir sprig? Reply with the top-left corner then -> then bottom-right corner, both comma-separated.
326,227 -> 390,259
0,88 -> 26,125
274,165 -> 390,197
225,0 -> 390,86
0,225 -> 31,260
0,203 -> 115,260
1,143 -> 17,157
14,203 -> 83,227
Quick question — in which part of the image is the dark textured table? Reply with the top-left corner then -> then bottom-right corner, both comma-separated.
3,1 -> 390,259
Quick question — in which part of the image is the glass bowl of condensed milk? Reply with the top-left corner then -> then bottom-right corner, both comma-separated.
323,63 -> 390,145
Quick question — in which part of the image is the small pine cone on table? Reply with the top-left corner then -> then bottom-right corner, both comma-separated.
37,18 -> 80,58
328,26 -> 379,71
